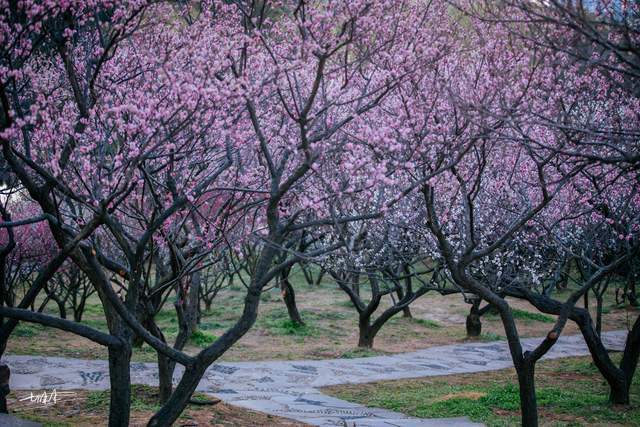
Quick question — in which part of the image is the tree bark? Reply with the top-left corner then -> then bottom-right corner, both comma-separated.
466,299 -> 482,337
357,315 -> 379,348
396,288 -> 412,318
157,351 -> 173,405
517,360 -> 538,427
506,287 -> 636,406
147,363 -> 207,427
107,344 -> 132,427
618,315 -> 640,403
280,272 -> 304,326
147,242 -> 280,427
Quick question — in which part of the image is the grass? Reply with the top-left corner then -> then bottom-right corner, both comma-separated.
412,318 -> 442,328
485,308 -> 555,324
478,332 -> 504,341
511,309 -> 555,324
258,308 -> 320,337
13,323 -> 44,337
86,385 -> 159,412
189,330 -> 217,347
324,355 -> 640,427
80,318 -> 109,332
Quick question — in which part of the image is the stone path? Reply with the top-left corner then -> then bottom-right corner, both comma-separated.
4,330 -> 628,426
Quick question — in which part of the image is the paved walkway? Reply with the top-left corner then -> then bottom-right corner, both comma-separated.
4,331 -> 628,426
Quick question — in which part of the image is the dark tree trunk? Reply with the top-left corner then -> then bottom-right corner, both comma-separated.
396,288 -> 412,318
147,363 -> 207,427
55,299 -> 66,320
627,274 -> 638,306
146,319 -> 174,405
314,268 -> 325,286
575,311 -> 630,404
517,361 -> 538,427
0,364 -> 9,414
494,302 -> 542,427
73,297 -> 86,322
584,291 -> 589,311
466,299 -> 482,337
594,293 -> 603,336
107,344 -> 132,427
157,351 -> 173,405
280,273 -> 304,326
506,287 -> 636,407
185,272 -> 201,333
358,315 -> 377,348
618,315 -> 640,403
301,264 -> 314,286
148,242 -> 279,427
608,377 -> 631,405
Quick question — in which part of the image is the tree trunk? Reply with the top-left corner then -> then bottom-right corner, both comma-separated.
55,299 -> 67,320
157,351 -> 173,405
107,345 -> 132,427
608,378 -> 631,405
186,272 -> 201,333
494,302 -> 540,427
466,299 -> 482,337
628,274 -> 638,306
280,275 -> 304,326
314,268 -> 325,286
147,362 -> 206,427
396,288 -> 412,318
73,297 -> 86,322
594,293 -> 603,337
584,291 -> 589,311
618,315 -> 640,403
517,361 -> 538,427
0,364 -> 9,414
357,316 -> 376,348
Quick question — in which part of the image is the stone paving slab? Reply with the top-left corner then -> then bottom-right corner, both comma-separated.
0,413 -> 42,427
2,330 -> 628,426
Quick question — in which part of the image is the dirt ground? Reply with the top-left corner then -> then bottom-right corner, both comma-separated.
6,268 -> 639,363
7,386 -> 308,427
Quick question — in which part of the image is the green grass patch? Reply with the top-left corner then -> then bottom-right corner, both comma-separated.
484,308 -> 554,324
413,318 -> 442,328
14,323 -> 44,337
259,308 -> 318,337
338,299 -> 356,308
202,304 -> 239,320
325,355 -> 640,427
511,309 -> 555,323
189,330 -> 217,347
199,320 -> 229,330
80,318 -> 109,332
86,384 -> 159,412
314,310 -> 349,320
82,304 -> 105,317
18,414 -> 72,427
478,332 -> 504,341
154,310 -> 178,324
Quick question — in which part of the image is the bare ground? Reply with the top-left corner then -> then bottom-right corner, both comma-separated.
7,272 -> 638,363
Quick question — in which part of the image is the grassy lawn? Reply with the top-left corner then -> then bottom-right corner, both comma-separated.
323,355 -> 640,426
8,385 -> 308,427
